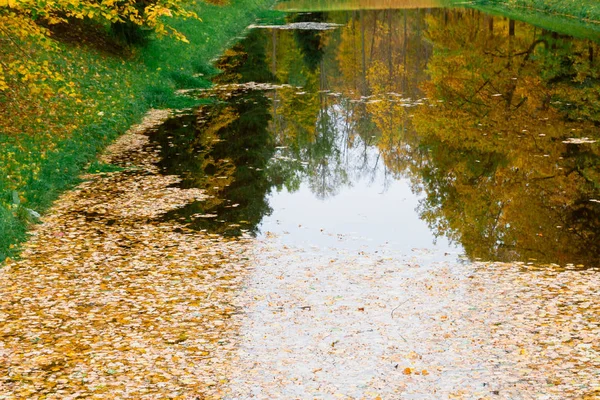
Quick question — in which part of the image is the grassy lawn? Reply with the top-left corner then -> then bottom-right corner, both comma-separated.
474,0 -> 600,40
482,0 -> 600,23
0,0 -> 277,262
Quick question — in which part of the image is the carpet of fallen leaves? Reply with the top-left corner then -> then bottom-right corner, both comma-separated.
226,237 -> 600,399
1,106 -> 600,400
0,110 -> 252,399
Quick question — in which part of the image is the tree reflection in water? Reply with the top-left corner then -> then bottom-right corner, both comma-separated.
151,9 -> 599,266
151,29 -> 276,236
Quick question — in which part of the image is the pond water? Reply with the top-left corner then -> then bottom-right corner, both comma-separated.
151,6 -> 600,268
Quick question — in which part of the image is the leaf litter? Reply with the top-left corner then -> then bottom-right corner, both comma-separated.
225,235 -> 600,399
0,110 -> 253,399
0,102 -> 599,399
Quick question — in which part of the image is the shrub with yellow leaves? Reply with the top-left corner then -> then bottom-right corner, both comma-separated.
0,0 -> 197,92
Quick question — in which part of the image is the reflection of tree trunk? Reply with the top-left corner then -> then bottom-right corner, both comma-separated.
506,23 -> 516,113
370,11 -> 377,63
488,16 -> 493,34
320,58 -> 327,92
590,41 -> 595,65
272,30 -> 278,134
386,10 -> 394,149
403,9 -> 407,92
352,11 -> 358,91
505,38 -> 548,113
388,9 -> 393,86
416,8 -> 421,86
508,19 -> 514,69
272,30 -> 277,75
360,9 -> 367,95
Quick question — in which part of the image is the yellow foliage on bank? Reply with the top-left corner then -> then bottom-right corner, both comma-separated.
0,0 -> 196,92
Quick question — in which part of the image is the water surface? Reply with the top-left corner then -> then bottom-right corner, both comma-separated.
146,6 -> 600,398
152,7 -> 600,267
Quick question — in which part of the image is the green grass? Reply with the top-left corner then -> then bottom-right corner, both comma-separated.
0,0 -> 279,263
481,0 -> 600,22
273,0 -> 600,40
473,0 -> 600,41
275,0 -> 455,12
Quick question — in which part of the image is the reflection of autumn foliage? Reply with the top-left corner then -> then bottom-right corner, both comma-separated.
366,60 -> 407,169
332,10 -> 433,177
411,10 -> 600,265
262,10 -> 599,264
336,20 -> 365,92
267,28 -> 322,148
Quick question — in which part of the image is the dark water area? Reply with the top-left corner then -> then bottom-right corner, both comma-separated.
149,7 -> 600,267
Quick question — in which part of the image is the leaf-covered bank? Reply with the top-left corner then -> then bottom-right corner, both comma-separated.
0,0 -> 277,262
0,110 -> 255,398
